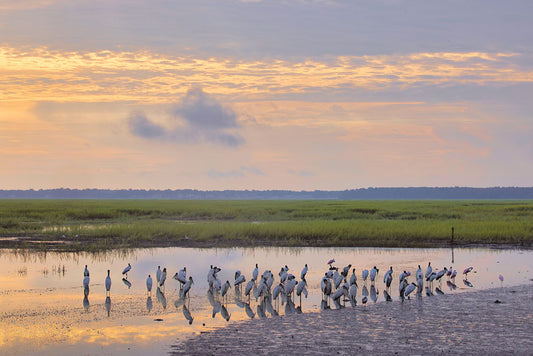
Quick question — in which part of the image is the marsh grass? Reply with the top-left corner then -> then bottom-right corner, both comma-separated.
0,199 -> 532,250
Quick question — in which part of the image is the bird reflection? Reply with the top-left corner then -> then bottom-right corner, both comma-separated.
122,278 -> 132,289
244,302 -> 255,319
463,279 -> 474,288
370,285 -> 378,303
447,280 -> 457,291
264,297 -> 278,317
257,303 -> 266,319
83,286 -> 90,312
435,287 -> 445,295
212,301 -> 221,318
156,287 -> 167,309
285,296 -> 296,315
220,304 -> 231,321
362,285 -> 369,299
183,305 -> 194,325
105,296 -> 111,317
383,289 -> 392,302
146,296 -> 153,312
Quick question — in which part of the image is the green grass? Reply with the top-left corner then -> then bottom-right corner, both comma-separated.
0,199 -> 532,250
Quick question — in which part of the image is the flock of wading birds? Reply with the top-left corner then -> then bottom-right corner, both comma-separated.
80,259 -> 496,320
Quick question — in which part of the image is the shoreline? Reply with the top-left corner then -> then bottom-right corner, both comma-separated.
172,283 -> 533,355
1,236 -> 532,251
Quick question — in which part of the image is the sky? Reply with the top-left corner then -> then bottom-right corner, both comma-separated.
1,0 -> 532,190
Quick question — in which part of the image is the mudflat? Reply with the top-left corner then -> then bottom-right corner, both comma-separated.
172,283 -> 533,355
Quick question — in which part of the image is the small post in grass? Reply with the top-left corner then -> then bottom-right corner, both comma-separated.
451,226 -> 454,244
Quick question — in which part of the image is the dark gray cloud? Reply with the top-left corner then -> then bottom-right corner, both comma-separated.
127,112 -> 166,139
127,88 -> 244,147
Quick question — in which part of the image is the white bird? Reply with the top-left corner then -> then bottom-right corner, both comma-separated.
384,267 -> 393,288
83,265 -> 90,277
341,264 -> 352,278
301,264 -> 308,280
362,269 -> 369,282
369,266 -> 379,282
221,280 -> 231,298
156,266 -> 162,284
234,274 -> 246,287
349,268 -> 357,286
399,270 -> 409,284
213,277 -> 222,292
174,267 -> 187,287
416,265 -> 423,281
451,269 -> 457,279
159,267 -> 167,287
333,269 -> 343,289
272,283 -> 282,300
146,274 -> 153,293
244,279 -> 254,297
252,263 -> 259,282
182,277 -> 193,298
321,275 -> 332,297
417,276 -> 424,293
296,278 -> 307,298
425,262 -> 432,279
122,263 -> 131,277
284,278 -> 297,296
105,270 -> 111,295
399,278 -> 408,298
332,284 -> 348,301
83,275 -> 90,289
404,282 -> 417,298
435,267 -> 448,282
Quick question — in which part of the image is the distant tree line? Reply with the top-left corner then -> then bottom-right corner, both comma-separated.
0,187 -> 532,199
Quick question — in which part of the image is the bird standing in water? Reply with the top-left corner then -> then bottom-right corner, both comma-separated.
146,274 -> 153,294
105,270 -> 111,296
122,263 -> 131,278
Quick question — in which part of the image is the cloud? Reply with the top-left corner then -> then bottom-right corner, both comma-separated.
127,88 -> 244,147
127,112 -> 166,139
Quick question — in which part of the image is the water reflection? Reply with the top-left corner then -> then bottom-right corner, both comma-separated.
146,296 -> 153,312
156,287 -> 167,309
122,278 -> 132,289
1,246 -> 532,356
183,305 -> 193,325
463,279 -> 474,288
105,296 -> 111,317
220,304 -> 230,321
83,287 -> 90,312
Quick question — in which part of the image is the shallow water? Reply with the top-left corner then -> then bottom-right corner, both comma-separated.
0,246 -> 531,355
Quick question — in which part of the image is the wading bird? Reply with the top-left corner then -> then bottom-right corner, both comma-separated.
83,275 -> 90,289
370,266 -> 379,283
105,270 -> 111,296
122,263 -> 131,278
146,274 -> 153,294
182,277 -> 193,298
84,265 -> 90,277
425,262 -> 432,279
301,264 -> 308,280
463,266 -> 474,279
156,266 -> 162,284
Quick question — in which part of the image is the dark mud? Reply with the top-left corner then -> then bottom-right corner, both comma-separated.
172,284 -> 533,355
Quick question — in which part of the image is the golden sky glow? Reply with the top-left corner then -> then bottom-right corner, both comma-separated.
0,0 -> 532,189
1,46 -> 530,103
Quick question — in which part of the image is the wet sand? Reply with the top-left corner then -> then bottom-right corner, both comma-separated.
172,283 -> 533,355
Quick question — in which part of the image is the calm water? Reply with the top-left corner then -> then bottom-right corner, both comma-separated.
0,246 -> 531,355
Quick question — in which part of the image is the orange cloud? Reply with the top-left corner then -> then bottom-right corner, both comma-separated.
1,46 -> 531,104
